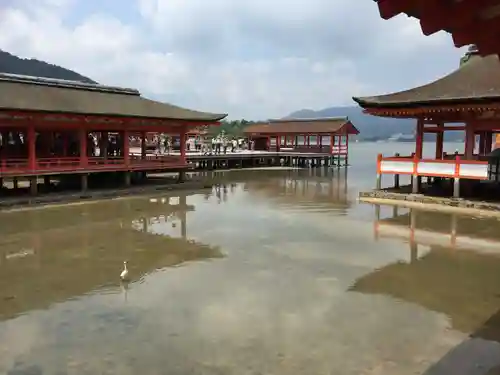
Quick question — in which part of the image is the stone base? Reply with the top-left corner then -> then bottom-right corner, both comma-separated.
359,188 -> 500,217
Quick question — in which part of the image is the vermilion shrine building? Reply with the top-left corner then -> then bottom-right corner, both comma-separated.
374,0 -> 500,56
0,73 -> 226,196
353,47 -> 500,198
243,117 -> 359,165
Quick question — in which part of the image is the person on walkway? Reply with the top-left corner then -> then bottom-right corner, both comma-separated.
222,137 -> 228,154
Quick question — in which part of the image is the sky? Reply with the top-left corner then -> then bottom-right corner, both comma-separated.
0,0 -> 466,120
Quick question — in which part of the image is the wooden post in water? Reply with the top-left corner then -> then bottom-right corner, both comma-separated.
393,153 -> 400,189
376,154 -> 382,190
453,155 -> 461,198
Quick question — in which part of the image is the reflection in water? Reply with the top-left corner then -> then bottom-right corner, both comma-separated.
0,193 -> 222,322
2,165 -> 500,374
360,205 -> 500,374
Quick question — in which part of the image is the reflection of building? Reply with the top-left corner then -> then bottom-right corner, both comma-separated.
243,168 -> 350,210
373,206 -> 500,254
354,205 -> 500,374
0,193 -> 222,321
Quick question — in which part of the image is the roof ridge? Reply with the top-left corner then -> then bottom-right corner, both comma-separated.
0,73 -> 140,96
269,116 -> 349,122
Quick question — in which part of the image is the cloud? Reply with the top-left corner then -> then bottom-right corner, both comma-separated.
0,0 -> 466,119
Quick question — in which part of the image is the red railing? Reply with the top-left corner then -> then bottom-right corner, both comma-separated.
377,153 -> 489,180
0,155 -> 187,176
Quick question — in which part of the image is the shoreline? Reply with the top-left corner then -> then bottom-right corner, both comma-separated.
359,190 -> 500,218
0,180 -> 212,212
0,167 -> 299,211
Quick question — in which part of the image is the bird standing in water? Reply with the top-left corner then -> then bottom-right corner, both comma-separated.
120,261 -> 129,281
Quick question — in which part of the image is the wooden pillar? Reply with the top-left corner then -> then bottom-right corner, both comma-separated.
415,117 -> 424,159
124,171 -> 131,186
412,154 -> 420,194
180,128 -> 187,163
178,128 -> 187,182
464,122 -> 475,159
79,128 -> 88,166
81,173 -> 88,192
27,125 -> 36,171
376,153 -> 382,190
102,131 -> 109,159
485,132 -> 493,154
123,130 -> 130,166
345,130 -> 349,166
29,176 -> 37,196
435,122 -> 444,159
453,155 -> 461,198
141,131 -> 146,159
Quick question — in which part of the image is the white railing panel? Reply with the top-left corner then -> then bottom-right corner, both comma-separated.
417,161 -> 455,176
459,163 -> 488,179
380,160 -> 413,173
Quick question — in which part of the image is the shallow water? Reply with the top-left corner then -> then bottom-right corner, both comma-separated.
1,142 -> 500,375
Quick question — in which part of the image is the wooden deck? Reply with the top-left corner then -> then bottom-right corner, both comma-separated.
0,155 -> 188,177
0,149 -> 348,179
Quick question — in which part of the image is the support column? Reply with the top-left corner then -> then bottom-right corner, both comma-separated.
141,131 -> 146,159
102,131 -> 109,159
453,155 -> 460,198
27,125 -> 36,171
435,122 -> 444,159
485,132 -> 493,154
345,131 -> 349,166
123,130 -> 130,166
464,122 -> 475,159
415,117 -> 424,159
124,171 -> 131,186
29,176 -> 37,196
178,128 -> 187,182
376,153 -> 382,190
79,128 -> 88,166
81,173 -> 88,192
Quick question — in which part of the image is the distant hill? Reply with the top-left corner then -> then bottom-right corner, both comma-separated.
0,50 -> 96,83
286,106 -> 463,141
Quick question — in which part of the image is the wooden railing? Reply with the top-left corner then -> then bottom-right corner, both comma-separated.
270,144 -> 348,154
377,154 -> 489,180
0,155 -> 187,176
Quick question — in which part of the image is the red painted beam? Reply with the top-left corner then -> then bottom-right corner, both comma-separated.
377,0 -> 415,19
419,0 -> 490,36
452,16 -> 500,48
0,110 -> 221,129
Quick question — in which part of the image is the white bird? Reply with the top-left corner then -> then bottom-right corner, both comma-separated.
120,261 -> 129,281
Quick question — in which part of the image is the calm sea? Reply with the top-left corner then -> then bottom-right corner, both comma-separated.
0,142 -> 499,375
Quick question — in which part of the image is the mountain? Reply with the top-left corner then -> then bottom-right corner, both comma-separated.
0,50 -> 96,83
286,106 -> 463,141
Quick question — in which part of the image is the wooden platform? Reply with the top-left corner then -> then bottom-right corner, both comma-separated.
184,150 -> 347,170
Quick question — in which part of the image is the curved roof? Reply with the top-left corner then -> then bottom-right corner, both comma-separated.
244,117 -> 359,135
0,73 -> 227,122
353,54 -> 500,109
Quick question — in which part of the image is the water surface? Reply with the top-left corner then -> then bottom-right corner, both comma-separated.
1,142 -> 500,375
